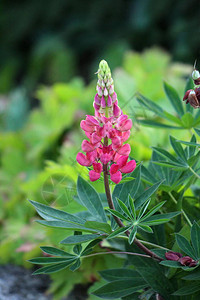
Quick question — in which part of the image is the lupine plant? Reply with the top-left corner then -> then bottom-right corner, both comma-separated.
29,60 -> 200,299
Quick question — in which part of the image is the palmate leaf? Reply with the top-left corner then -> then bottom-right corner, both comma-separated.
138,224 -> 153,233
107,226 -> 130,240
81,239 -> 101,256
60,233 -> 101,245
170,136 -> 188,163
36,219 -> 104,233
77,176 -> 107,222
128,227 -> 137,244
134,180 -> 163,209
136,93 -> 165,118
84,221 -> 112,234
142,211 -> 181,226
29,200 -> 84,224
191,221 -> 200,260
175,234 -> 197,260
172,282 -> 200,296
107,209 -> 130,222
32,259 -> 77,275
140,201 -> 166,221
29,257 -> 75,264
136,119 -> 183,129
99,268 -> 141,282
152,146 -> 183,165
40,246 -> 75,257
117,198 -> 133,220
92,278 -> 147,299
128,195 -> 136,220
163,81 -> 184,117
176,140 -> 200,147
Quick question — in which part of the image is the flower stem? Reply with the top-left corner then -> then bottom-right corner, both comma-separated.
168,192 -> 192,227
82,251 -> 151,259
103,155 -> 163,262
189,166 -> 200,180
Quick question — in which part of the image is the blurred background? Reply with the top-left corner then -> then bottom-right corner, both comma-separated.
0,0 -> 200,299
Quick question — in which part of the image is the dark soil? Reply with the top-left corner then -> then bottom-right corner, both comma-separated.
0,265 -> 51,300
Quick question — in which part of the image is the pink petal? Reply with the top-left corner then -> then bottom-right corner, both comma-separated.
116,156 -> 128,168
117,144 -> 131,156
86,115 -> 99,126
93,102 -> 100,111
94,93 -> 101,105
113,103 -> 120,117
110,164 -> 119,174
89,170 -> 101,182
120,160 -> 136,173
107,95 -> 112,107
112,136 -> 122,151
110,171 -> 122,184
120,119 -> 132,131
80,120 -> 94,132
87,150 -> 97,162
76,152 -> 91,166
101,96 -> 106,108
112,92 -> 117,102
121,130 -> 130,142
82,140 -> 95,152
100,153 -> 112,164
93,162 -> 102,173
91,132 -> 102,144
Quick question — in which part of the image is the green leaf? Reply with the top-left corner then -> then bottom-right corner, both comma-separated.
29,257 -> 73,264
92,279 -> 147,299
84,221 -> 112,234
140,201 -> 166,221
117,198 -> 133,220
77,176 -> 107,222
107,209 -> 130,222
172,282 -> 200,295
191,221 -> 200,260
152,161 -> 187,170
37,220 -> 102,233
136,119 -> 182,129
194,128 -> 200,137
183,269 -> 200,280
142,211 -> 181,226
134,181 -> 163,209
60,233 -> 101,245
176,234 -> 197,260
181,112 -> 195,128
163,81 -> 184,117
32,260 -> 76,275
29,200 -> 84,224
163,111 -> 183,125
139,224 -> 153,233
112,165 -> 141,204
170,136 -> 187,163
176,140 -> 200,147
73,232 -> 82,254
128,227 -> 137,244
128,195 -> 136,220
81,239 -> 101,256
119,177 -> 135,184
136,93 -> 165,118
138,200 -> 150,219
152,147 -> 184,164
40,246 -> 75,257
107,226 -> 130,239
70,259 -> 81,271
160,260 -> 182,268
99,269 -> 141,282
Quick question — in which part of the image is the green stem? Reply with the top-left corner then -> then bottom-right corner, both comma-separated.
102,143 -> 163,262
189,167 -> 200,180
168,192 -> 192,227
82,251 -> 151,259
118,236 -> 169,251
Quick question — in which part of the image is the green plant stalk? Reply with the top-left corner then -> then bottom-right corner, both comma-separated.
189,166 -> 200,180
103,138 -> 163,262
82,251 -> 151,259
168,192 -> 192,227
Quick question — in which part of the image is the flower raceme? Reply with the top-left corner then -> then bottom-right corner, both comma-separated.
76,60 -> 136,184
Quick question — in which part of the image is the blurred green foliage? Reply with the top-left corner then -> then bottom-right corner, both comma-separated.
0,0 -> 199,93
0,48 -> 197,299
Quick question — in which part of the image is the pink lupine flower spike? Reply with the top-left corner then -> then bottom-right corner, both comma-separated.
76,60 -> 136,184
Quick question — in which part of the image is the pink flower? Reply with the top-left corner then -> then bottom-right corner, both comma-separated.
110,156 -> 136,184
76,60 -> 136,184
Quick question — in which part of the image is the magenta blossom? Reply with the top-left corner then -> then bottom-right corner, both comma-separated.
76,60 -> 136,184
165,251 -> 198,267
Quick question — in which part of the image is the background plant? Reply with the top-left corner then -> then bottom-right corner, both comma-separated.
27,60 -> 200,299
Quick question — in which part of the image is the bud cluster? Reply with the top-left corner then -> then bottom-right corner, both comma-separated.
76,60 -> 136,184
165,251 -> 198,267
183,68 -> 200,109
